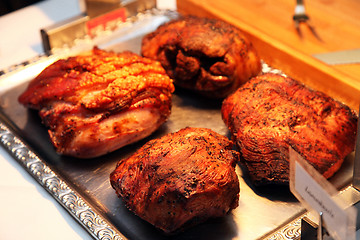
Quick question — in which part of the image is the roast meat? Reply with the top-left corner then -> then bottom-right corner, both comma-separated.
18,48 -> 175,158
141,15 -> 261,98
110,127 -> 240,233
222,73 -> 357,185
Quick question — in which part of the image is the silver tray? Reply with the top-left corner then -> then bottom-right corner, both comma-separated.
0,9 -> 355,240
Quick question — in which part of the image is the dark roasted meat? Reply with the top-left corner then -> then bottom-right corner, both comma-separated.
221,73 -> 357,185
110,127 -> 240,233
18,48 -> 175,158
141,15 -> 261,98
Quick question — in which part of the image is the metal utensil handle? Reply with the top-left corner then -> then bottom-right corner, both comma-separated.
317,212 -> 323,240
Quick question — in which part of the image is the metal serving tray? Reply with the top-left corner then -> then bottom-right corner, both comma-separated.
0,10 -> 355,240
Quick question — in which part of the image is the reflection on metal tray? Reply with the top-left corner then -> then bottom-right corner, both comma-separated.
0,9 -> 355,240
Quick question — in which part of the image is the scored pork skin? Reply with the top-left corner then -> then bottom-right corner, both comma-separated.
110,127 -> 240,233
221,73 -> 357,185
18,48 -> 175,158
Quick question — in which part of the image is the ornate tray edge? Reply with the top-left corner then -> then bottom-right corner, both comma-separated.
0,122 -> 126,240
262,214 -> 304,240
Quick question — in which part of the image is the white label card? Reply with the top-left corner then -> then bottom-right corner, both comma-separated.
289,147 -> 356,240
156,0 -> 177,10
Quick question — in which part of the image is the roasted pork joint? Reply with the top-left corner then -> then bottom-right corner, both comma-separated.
110,127 -> 240,234
18,48 -> 175,158
141,15 -> 262,98
221,73 -> 357,185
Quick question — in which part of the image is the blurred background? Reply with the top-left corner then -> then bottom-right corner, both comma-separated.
0,0 -> 43,16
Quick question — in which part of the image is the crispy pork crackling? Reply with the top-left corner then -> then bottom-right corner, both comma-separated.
18,48 -> 175,158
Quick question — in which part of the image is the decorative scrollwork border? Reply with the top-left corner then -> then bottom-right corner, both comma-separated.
0,122 -> 126,240
263,216 -> 303,240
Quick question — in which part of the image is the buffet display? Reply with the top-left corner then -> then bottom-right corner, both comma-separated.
0,2 -> 358,239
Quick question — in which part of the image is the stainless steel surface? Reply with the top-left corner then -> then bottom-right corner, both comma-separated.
41,14 -> 89,55
353,108 -> 360,191
0,11 -> 356,240
85,0 -> 122,18
84,0 -> 156,18
41,0 -> 156,55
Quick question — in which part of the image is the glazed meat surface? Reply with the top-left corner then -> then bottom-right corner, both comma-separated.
110,127 -> 240,233
141,15 -> 261,98
18,48 -> 174,158
222,73 -> 357,185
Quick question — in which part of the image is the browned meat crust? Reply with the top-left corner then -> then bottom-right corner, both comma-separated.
18,47 -> 174,158
110,127 -> 240,233
221,73 -> 357,185
141,15 -> 261,98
